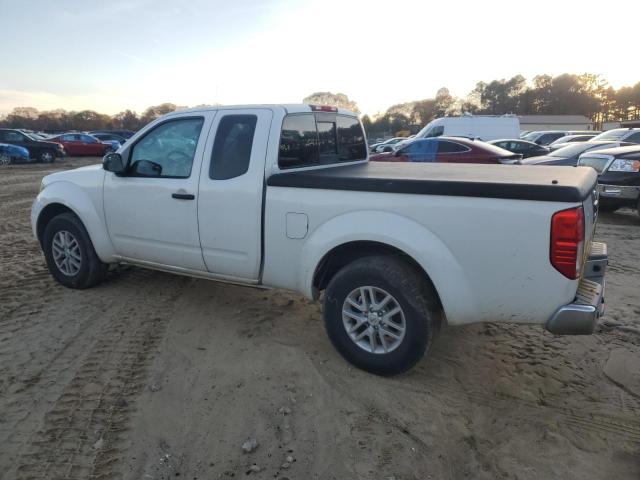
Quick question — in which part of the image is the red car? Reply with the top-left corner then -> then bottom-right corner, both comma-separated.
48,133 -> 112,156
369,137 -> 521,164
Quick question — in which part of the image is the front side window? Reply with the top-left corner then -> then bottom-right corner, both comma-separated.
129,117 -> 203,178
278,113 -> 366,169
81,134 -> 98,143
62,134 -> 75,141
210,115 -> 257,180
425,125 -> 444,138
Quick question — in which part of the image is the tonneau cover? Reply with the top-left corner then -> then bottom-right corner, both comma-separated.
267,162 -> 597,203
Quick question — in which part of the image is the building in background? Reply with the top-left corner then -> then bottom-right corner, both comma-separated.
518,115 -> 593,131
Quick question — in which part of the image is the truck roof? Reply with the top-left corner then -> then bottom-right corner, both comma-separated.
167,104 -> 358,117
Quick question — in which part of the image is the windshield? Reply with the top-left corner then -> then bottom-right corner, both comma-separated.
550,142 -> 601,158
592,130 -> 626,141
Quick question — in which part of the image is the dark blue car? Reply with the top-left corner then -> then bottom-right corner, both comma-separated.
0,143 -> 30,165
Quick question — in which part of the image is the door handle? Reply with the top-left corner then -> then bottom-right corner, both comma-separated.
172,192 -> 195,200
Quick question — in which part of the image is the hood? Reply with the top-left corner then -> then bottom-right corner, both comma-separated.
42,163 -> 104,188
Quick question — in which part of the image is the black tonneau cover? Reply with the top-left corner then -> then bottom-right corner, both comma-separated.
267,162 -> 597,203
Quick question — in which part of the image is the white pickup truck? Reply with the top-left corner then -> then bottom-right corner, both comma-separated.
32,104 -> 608,375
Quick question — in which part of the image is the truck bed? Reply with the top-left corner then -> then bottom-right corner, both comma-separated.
267,162 -> 597,202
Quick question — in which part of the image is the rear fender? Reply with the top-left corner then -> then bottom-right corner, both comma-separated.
300,210 -> 476,325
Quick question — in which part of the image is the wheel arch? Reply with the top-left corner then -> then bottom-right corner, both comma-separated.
300,210 -> 476,326
33,182 -> 116,262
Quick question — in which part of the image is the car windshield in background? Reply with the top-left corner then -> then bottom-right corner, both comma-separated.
550,143 -> 597,158
578,155 -> 611,173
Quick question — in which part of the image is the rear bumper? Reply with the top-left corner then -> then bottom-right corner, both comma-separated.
545,242 -> 607,335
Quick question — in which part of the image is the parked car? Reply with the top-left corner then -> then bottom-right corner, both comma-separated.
578,145 -> 640,214
0,143 -> 30,165
90,129 -> 135,140
519,141 -> 631,166
548,134 -> 599,150
590,128 -> 640,144
372,137 -> 409,153
416,115 -> 520,141
48,133 -> 114,156
523,130 -> 596,146
370,137 -> 521,164
520,130 -> 532,138
488,139 -> 550,158
91,132 -> 127,145
0,128 -> 65,163
32,104 -> 606,375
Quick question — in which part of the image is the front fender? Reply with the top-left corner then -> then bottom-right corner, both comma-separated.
299,210 -> 476,325
32,181 -> 116,262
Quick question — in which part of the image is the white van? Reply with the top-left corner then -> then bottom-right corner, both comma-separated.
416,115 -> 520,141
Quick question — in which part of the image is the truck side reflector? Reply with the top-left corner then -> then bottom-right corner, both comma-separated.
550,206 -> 585,279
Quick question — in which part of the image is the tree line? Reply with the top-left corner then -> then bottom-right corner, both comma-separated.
2,74 -> 639,136
0,103 -> 184,132
309,74 -> 640,136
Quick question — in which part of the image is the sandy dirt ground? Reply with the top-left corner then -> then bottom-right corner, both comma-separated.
0,157 -> 639,480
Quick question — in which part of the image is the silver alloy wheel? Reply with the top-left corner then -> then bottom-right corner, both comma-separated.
52,230 -> 82,276
342,286 -> 406,354
0,153 -> 10,165
41,151 -> 54,163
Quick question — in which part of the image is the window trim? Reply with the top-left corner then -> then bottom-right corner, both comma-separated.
125,115 -> 205,179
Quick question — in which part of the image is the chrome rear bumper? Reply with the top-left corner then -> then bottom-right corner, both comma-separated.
546,242 -> 607,335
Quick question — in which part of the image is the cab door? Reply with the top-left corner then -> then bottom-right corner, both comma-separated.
197,108 -> 273,280
103,113 -> 213,271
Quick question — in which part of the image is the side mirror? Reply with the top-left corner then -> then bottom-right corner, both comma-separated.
103,152 -> 125,174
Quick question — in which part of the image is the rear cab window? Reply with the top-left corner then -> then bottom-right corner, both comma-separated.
278,113 -> 366,169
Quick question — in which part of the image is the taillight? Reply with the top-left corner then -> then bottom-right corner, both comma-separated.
550,206 -> 585,279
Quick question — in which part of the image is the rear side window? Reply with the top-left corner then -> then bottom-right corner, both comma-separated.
278,113 -> 366,169
437,140 -> 469,153
279,114 -> 318,168
210,115 -> 257,180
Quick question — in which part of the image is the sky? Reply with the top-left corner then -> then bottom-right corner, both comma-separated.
1,0 -> 639,117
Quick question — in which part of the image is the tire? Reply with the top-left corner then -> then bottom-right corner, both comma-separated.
39,149 -> 55,163
323,255 -> 442,375
0,152 -> 10,165
42,213 -> 108,289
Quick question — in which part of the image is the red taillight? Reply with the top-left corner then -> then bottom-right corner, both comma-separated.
550,206 -> 585,279
310,105 -> 338,112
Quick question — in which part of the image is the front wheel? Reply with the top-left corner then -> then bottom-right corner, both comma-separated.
42,213 -> 108,289
39,150 -> 55,163
323,255 -> 442,375
0,152 -> 11,165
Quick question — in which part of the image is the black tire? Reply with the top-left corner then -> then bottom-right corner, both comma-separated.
323,255 -> 442,375
39,149 -> 56,163
42,213 -> 108,289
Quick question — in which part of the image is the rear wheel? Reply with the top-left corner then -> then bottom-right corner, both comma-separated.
43,213 -> 108,289
323,255 -> 441,375
0,152 -> 10,165
39,150 -> 55,163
